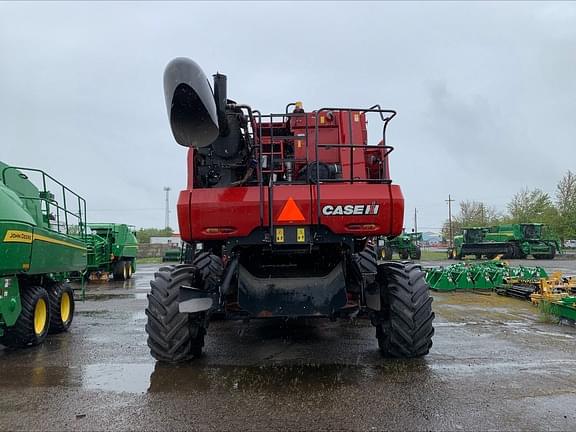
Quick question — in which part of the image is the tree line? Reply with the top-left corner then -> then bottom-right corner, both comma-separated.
442,171 -> 576,242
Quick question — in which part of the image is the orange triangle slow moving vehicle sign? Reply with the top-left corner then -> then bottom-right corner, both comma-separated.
277,197 -> 305,222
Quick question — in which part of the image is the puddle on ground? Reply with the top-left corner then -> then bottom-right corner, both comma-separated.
84,292 -> 148,301
0,361 -> 434,395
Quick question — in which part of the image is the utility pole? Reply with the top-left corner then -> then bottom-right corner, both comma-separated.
414,208 -> 418,233
446,194 -> 454,248
163,187 -> 171,229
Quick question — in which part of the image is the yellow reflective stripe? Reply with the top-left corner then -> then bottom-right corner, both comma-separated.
32,234 -> 87,250
3,230 -> 33,243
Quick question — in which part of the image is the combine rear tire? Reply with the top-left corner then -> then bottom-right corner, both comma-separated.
1,286 -> 51,348
512,244 -> 526,259
534,247 -> 556,260
113,260 -> 128,281
145,265 -> 207,363
193,252 -> 224,291
410,246 -> 422,260
351,243 -> 378,281
374,262 -> 434,358
383,246 -> 392,261
47,282 -> 75,334
504,244 -> 515,259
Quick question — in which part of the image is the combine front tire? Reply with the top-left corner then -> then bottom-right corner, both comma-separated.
374,262 -> 434,358
47,282 -> 75,334
399,249 -> 409,260
1,286 -> 51,348
145,265 -> 207,363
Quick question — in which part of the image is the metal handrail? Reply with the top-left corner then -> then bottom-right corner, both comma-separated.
1,166 -> 88,238
250,106 -> 396,231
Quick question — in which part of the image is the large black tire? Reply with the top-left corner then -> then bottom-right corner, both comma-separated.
534,247 -> 556,260
399,249 -> 409,260
194,252 -> 225,319
410,246 -> 422,260
47,282 -> 75,334
374,262 -> 435,358
145,265 -> 207,363
1,285 -> 51,348
504,243 -> 515,259
512,244 -> 526,259
351,243 -> 378,279
383,246 -> 393,260
193,252 -> 224,291
113,260 -> 128,281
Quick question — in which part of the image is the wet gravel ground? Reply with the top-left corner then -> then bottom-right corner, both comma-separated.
1,260 -> 576,431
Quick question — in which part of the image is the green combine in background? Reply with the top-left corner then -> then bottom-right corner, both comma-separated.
376,231 -> 422,260
85,223 -> 138,281
0,162 -> 86,348
449,223 -> 561,260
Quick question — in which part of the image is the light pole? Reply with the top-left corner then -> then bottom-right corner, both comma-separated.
446,194 -> 454,247
163,187 -> 171,229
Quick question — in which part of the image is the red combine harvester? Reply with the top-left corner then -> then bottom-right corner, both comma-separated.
145,58 -> 434,362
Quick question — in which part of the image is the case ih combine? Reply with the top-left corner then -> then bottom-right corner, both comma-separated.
145,58 -> 435,362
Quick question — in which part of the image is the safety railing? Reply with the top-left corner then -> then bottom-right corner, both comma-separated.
1,166 -> 87,239
250,105 -> 396,230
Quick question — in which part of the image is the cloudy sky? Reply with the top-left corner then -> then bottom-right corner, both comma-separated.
1,1 -> 575,232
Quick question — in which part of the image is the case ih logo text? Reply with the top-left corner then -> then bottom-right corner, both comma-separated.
322,204 -> 380,216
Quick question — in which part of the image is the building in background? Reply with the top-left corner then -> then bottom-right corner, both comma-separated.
150,233 -> 182,247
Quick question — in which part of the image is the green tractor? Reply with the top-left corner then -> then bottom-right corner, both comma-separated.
376,231 -> 422,260
0,162 -> 87,348
449,223 -> 560,260
85,223 -> 138,281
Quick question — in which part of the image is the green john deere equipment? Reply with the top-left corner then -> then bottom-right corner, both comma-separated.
425,261 -> 547,292
162,247 -> 182,262
0,162 -> 87,348
540,297 -> 576,324
376,231 -> 422,260
85,223 -> 138,281
449,223 -> 560,260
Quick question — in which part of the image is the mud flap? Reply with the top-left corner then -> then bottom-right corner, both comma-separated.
238,263 -> 347,317
179,286 -> 216,313
363,272 -> 381,311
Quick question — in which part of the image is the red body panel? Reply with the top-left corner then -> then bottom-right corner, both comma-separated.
177,183 -> 404,242
177,107 -> 403,242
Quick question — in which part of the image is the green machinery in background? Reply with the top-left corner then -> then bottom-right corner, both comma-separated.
376,231 -> 422,260
448,223 -> 561,260
0,162 -> 86,348
540,297 -> 576,323
85,223 -> 138,281
426,261 -> 548,292
162,247 -> 182,262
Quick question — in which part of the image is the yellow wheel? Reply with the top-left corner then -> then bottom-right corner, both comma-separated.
34,298 -> 48,335
48,282 -> 75,334
60,292 -> 71,323
0,285 -> 50,348
126,261 -> 133,279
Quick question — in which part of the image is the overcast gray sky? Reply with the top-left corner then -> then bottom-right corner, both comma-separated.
1,1 -> 575,232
